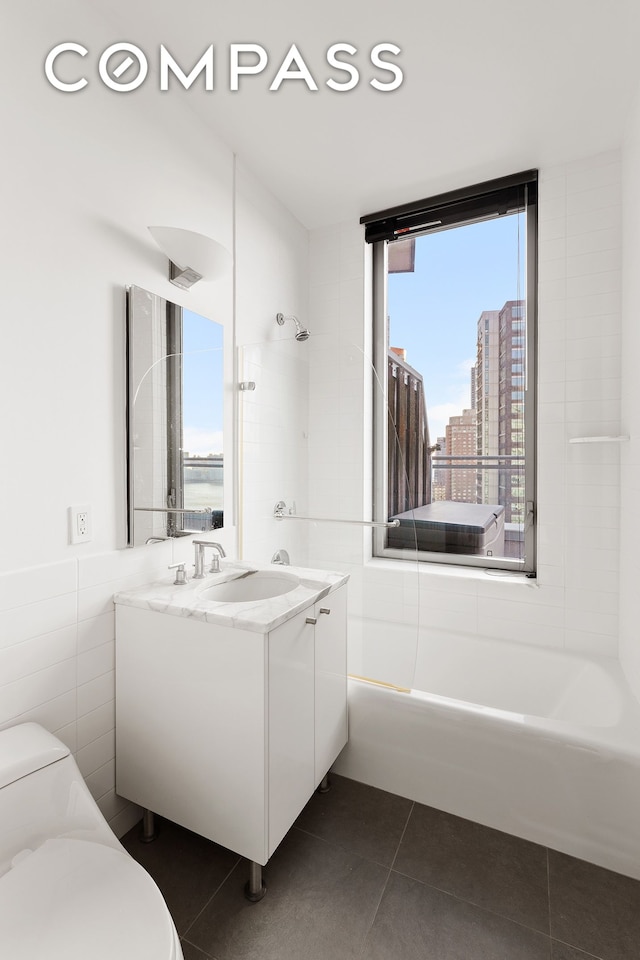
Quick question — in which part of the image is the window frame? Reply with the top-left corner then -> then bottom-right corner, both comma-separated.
366,171 -> 538,574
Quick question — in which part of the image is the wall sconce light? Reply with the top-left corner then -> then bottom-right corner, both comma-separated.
148,226 -> 232,290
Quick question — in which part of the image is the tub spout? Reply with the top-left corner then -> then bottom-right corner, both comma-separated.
271,549 -> 290,565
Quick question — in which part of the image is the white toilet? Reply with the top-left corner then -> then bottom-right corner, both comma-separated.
0,722 -> 183,959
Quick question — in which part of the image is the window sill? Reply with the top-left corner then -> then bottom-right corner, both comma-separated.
366,556 -> 538,590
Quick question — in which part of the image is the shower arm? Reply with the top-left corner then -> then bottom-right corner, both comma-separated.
273,502 -> 399,528
275,312 -> 310,341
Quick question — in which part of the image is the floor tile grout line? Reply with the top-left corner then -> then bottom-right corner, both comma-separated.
546,846 -> 552,938
130,784 -> 634,960
386,803 -> 553,940
388,865 -> 553,940
355,866 -> 394,960
543,856 -> 606,960
389,800 -> 415,871
549,936 -> 605,960
180,937 -> 216,960
354,802 -> 417,960
290,822 -> 407,871
181,855 -> 242,941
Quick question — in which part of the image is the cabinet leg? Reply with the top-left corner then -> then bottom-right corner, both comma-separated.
318,774 -> 331,794
244,861 -> 267,902
140,808 -> 158,843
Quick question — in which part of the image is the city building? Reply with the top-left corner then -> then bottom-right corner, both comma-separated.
498,300 -> 526,525
444,408 -> 477,503
475,309 -> 500,506
387,347 -> 431,515
432,434 -> 448,500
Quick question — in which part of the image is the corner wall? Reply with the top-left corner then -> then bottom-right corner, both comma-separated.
0,4 -> 309,835
1,5 -> 235,572
308,152 -> 623,685
235,163 -> 310,565
620,86 -> 640,701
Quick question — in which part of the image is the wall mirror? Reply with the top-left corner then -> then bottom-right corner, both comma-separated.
126,284 -> 224,546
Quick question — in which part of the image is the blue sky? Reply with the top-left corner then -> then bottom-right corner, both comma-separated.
388,213 -> 525,440
180,216 -> 524,455
182,310 -> 224,456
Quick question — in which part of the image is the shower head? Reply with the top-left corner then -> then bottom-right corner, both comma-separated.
276,313 -> 310,342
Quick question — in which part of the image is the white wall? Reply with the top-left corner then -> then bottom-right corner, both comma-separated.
0,4 -> 308,835
235,163 -> 310,565
620,86 -> 640,702
2,2 -> 635,841
306,153 -> 623,687
1,4 -> 234,570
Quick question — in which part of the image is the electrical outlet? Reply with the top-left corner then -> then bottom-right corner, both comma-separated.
69,504 -> 92,544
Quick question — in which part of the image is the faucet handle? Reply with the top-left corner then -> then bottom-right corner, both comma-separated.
168,562 -> 188,585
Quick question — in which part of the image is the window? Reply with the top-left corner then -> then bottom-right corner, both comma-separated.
363,170 -> 537,573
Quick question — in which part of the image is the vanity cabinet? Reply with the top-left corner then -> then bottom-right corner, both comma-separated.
115,584 -> 347,866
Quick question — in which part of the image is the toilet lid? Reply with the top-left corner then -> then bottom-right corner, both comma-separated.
0,838 -> 178,960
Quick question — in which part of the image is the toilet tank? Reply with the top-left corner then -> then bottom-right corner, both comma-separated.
0,723 -> 70,789
0,724 -> 121,872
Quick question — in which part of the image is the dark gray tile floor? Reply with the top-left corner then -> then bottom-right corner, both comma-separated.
122,774 -> 640,960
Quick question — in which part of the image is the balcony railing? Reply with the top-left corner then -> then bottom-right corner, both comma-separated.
431,454 -> 525,468
180,455 -> 224,531
430,455 -> 525,527
390,454 -> 526,560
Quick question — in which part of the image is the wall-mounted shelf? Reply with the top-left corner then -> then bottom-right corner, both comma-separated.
569,435 -> 629,444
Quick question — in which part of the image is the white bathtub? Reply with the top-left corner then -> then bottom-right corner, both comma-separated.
333,633 -> 640,880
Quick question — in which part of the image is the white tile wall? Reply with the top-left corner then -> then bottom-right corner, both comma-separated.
619,87 -> 640,703
301,150 -> 623,677
239,339 -> 310,565
0,543 -> 174,837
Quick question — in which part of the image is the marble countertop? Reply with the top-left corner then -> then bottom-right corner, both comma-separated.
113,561 -> 349,633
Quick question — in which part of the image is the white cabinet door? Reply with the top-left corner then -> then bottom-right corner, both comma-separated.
116,583 -> 348,868
314,584 -> 348,785
267,608 -> 315,857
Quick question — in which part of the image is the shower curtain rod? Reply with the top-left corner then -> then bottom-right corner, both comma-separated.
135,507 -> 213,514
273,502 -> 398,528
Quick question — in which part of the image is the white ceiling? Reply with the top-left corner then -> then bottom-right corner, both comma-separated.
93,0 -> 640,229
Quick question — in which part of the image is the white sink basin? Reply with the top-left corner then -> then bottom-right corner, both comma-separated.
114,563 -> 349,632
198,571 -> 300,603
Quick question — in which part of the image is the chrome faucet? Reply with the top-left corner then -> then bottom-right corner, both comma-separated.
193,541 -> 226,578
271,549 -> 290,565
